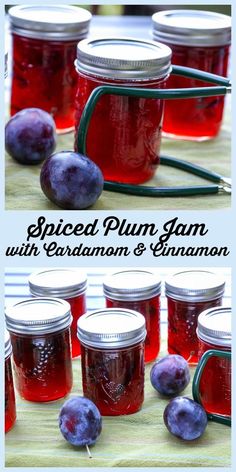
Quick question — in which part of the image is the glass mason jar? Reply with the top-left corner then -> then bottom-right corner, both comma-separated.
152,10 -> 231,140
5,298 -> 73,402
8,4 -> 91,133
77,308 -> 146,416
5,331 -> 16,433
74,37 -> 172,184
28,268 -> 87,358
194,306 -> 231,422
103,270 -> 161,363
165,270 -> 225,364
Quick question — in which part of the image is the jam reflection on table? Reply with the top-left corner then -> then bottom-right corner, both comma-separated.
5,355 -> 16,433
81,342 -> 145,416
198,339 -> 231,417
106,296 -> 160,363
162,44 -> 230,140
10,329 -> 73,402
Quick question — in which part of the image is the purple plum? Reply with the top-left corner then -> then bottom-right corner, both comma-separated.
164,396 -> 208,440
150,354 -> 190,396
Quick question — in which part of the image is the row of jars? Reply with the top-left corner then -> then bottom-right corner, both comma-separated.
7,6 -> 231,185
5,269 -> 231,432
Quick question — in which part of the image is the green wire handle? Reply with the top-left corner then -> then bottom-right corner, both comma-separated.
77,65 -> 231,156
192,349 -> 231,426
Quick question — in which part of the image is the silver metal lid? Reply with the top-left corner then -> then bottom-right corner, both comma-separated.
5,298 -> 72,335
76,37 -> 172,80
165,270 -> 225,302
197,306 -> 231,347
103,270 -> 161,301
8,5 -> 91,40
28,269 -> 87,299
152,10 -> 231,47
5,330 -> 12,358
77,308 -> 146,348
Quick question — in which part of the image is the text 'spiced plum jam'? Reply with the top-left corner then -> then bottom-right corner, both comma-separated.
103,270 -> 161,362
197,307 -> 231,418
28,268 -> 87,358
77,308 -> 146,415
5,331 -> 16,433
165,270 -> 225,364
8,5 -> 91,133
152,10 -> 231,140
74,37 -> 172,184
5,298 -> 73,402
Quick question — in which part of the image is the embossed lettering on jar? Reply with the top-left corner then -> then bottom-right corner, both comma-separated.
8,5 -> 91,133
5,298 -> 73,402
103,270 -> 161,362
77,308 -> 146,415
28,268 -> 87,358
165,270 -> 225,364
152,10 -> 231,140
197,307 -> 231,418
74,37 -> 172,183
5,331 -> 16,433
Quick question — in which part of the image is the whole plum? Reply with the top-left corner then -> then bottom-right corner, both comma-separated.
163,396 -> 208,440
59,396 -> 102,447
40,151 -> 104,209
150,354 -> 190,396
5,108 -> 57,164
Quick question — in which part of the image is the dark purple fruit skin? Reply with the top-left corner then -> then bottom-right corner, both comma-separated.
164,397 -> 208,441
5,108 -> 57,165
40,151 -> 104,209
150,354 -> 190,396
59,396 -> 102,447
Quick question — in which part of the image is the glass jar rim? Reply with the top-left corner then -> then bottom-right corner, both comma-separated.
28,268 -> 87,299
5,298 -> 72,335
152,9 -> 231,47
197,306 -> 231,347
77,308 -> 146,348
165,269 -> 225,302
76,36 -> 172,80
103,269 -> 161,301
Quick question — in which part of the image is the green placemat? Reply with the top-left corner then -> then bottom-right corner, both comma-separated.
5,345 -> 231,468
5,101 -> 231,211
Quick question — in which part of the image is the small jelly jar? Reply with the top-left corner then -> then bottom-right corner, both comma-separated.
5,331 -> 16,433
5,298 -> 73,402
152,10 -> 231,140
8,4 -> 91,133
28,268 -> 87,358
74,37 -> 172,184
77,308 -> 146,416
193,306 -> 231,424
165,270 -> 225,364
103,270 -> 161,363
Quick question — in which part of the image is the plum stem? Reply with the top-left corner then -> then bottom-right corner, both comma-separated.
86,444 -> 92,458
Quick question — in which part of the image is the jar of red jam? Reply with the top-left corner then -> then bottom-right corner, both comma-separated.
165,270 -> 225,364
5,298 -> 73,402
75,37 -> 172,184
193,306 -> 231,424
103,270 -> 161,363
28,268 -> 87,358
77,308 -> 146,416
8,4 -> 91,133
152,10 -> 231,140
5,331 -> 16,433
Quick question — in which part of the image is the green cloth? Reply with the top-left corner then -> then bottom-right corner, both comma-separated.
5,348 -> 231,467
5,102 -> 231,211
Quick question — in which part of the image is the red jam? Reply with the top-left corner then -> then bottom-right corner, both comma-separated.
5,298 -> 73,402
78,308 -> 146,415
28,268 -> 87,358
5,334 -> 16,433
75,37 -> 171,184
8,5 -> 91,133
152,10 -> 231,140
165,270 -> 225,364
196,307 -> 231,418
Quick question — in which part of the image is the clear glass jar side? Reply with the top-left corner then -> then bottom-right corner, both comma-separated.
5,354 -> 16,433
